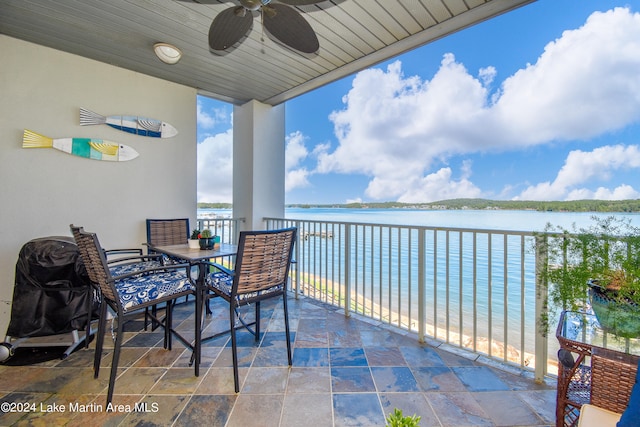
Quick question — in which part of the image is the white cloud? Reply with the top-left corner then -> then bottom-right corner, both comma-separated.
286,132 -> 308,172
395,166 -> 482,203
478,66 -> 497,87
495,7 -> 640,144
516,145 -> 640,200
197,100 -> 229,130
197,128 -> 233,203
286,168 -> 311,192
567,185 -> 640,201
285,131 -> 311,192
317,7 -> 640,202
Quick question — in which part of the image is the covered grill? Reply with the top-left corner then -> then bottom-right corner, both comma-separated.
1,236 -> 96,362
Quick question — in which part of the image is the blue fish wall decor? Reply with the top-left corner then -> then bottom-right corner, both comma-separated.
80,107 -> 178,138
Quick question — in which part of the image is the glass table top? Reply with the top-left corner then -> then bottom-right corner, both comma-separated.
557,311 -> 640,355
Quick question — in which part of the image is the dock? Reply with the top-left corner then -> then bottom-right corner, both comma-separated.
302,231 -> 333,240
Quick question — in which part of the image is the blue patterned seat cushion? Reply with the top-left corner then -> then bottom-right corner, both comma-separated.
109,260 -> 162,277
160,254 -> 183,265
114,270 -> 194,311
207,271 -> 283,301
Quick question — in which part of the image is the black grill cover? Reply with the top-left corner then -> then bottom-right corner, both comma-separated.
6,236 -> 95,337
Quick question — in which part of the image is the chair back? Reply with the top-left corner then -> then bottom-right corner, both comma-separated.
233,227 -> 297,297
146,218 -> 190,246
590,347 -> 640,414
70,225 -> 117,304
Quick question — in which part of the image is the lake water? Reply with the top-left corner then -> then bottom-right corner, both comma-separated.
200,207 -> 639,231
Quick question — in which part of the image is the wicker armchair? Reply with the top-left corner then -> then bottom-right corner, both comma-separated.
82,248 -> 163,342
205,227 -> 297,392
577,347 -> 640,427
591,347 -> 639,408
145,218 -> 194,320
146,218 -> 190,247
70,225 -> 195,406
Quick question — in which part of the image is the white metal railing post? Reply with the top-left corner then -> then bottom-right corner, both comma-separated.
473,232 -> 478,352
534,234 -> 549,382
433,230 -> 438,340
293,220 -> 301,299
344,223 -> 352,317
487,233 -> 493,357
418,228 -> 426,342
503,234 -> 508,362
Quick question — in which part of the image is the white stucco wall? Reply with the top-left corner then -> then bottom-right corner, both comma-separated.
0,36 -> 197,334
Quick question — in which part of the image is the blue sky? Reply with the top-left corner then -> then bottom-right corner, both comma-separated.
196,0 -> 640,204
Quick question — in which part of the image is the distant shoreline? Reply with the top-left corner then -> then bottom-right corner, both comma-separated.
198,198 -> 640,213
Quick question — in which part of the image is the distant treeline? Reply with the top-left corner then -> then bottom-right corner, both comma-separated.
198,202 -> 232,209
284,198 -> 640,212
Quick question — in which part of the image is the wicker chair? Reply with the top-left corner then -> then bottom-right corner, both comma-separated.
590,347 -> 639,409
145,218 -> 195,320
105,249 -> 164,276
70,225 -> 195,406
146,218 -> 190,248
577,347 -> 640,426
205,227 -> 297,392
81,248 -> 163,343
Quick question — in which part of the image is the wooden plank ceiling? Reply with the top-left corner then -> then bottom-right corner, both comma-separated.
0,0 -> 535,105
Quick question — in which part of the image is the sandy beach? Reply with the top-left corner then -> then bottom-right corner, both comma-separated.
292,270 -> 544,371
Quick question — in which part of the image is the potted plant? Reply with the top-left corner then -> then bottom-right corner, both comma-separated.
188,229 -> 201,249
199,229 -> 214,250
385,408 -> 421,427
540,216 -> 640,338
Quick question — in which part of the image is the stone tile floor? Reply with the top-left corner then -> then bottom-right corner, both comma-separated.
0,295 -> 557,426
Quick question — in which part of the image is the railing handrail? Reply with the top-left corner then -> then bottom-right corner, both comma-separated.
266,216 -> 536,237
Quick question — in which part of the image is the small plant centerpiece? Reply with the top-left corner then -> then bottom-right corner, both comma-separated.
198,229 -> 214,250
188,229 -> 201,249
540,216 -> 640,338
385,408 -> 421,427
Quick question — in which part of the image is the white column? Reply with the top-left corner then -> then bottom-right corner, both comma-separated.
232,100 -> 285,231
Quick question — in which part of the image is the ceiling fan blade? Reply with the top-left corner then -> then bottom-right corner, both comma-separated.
208,6 -> 253,51
263,4 -> 319,54
276,0 -> 326,5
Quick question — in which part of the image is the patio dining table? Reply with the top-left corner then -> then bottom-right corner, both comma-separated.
148,242 -> 237,375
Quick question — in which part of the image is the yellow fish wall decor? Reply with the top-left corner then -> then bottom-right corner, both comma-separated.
22,129 -> 139,161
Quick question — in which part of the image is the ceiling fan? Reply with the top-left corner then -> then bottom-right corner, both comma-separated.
207,0 -> 325,54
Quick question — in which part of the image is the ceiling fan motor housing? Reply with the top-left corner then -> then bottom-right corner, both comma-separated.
239,0 -> 271,11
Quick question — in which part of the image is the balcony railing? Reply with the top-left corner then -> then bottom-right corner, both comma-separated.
264,217 -> 552,382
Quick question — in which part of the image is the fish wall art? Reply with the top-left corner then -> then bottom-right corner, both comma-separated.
22,129 -> 139,162
80,107 -> 178,138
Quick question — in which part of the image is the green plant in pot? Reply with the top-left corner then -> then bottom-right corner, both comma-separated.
188,229 -> 201,249
385,408 -> 421,427
199,229 -> 214,250
540,216 -> 640,338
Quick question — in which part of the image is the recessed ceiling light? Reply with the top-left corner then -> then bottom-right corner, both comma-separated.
153,42 -> 182,64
